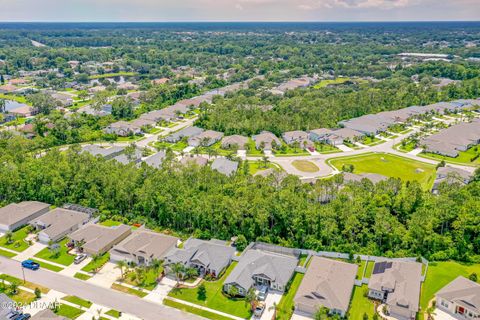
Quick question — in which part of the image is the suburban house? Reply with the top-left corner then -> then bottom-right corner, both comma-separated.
164,239 -> 235,278
221,135 -> 249,150
50,92 -> 74,107
31,208 -> 91,244
188,130 -> 224,147
252,131 -> 281,151
223,248 -> 298,296
309,128 -> 334,142
282,131 -> 314,149
270,76 -> 315,95
180,155 -> 209,167
9,105 -> 37,117
0,84 -> 20,93
343,172 -> 389,184
368,261 -> 422,320
69,224 -> 132,256
110,229 -> 179,265
131,118 -> 156,129
112,148 -> 143,165
143,151 -> 167,169
211,157 -> 238,176
294,257 -> 358,317
104,121 -> 142,137
432,166 -> 473,194
0,201 -> 50,232
436,276 -> 480,319
164,126 -> 204,143
331,128 -> 365,144
81,145 -> 124,160
339,114 -> 392,135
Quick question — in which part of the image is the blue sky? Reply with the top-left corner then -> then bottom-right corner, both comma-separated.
0,0 -> 478,22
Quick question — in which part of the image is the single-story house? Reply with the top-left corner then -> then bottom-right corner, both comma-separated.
368,261 -> 422,320
31,208 -> 91,244
69,224 -> 131,256
112,148 -> 143,165
9,105 -> 36,117
436,276 -> 480,319
164,239 -> 235,278
282,131 -> 314,149
143,151 -> 167,169
309,128 -> 334,142
223,248 -> 298,296
164,126 -> 204,143
188,130 -> 224,147
0,201 -> 51,232
221,135 -> 249,150
51,93 -> 74,107
110,229 -> 179,265
151,78 -> 169,85
211,158 -> 238,176
180,155 -> 209,167
252,131 -> 281,151
432,166 -> 473,194
339,114 -> 393,135
104,121 -> 142,137
81,145 -> 124,160
294,257 -> 358,317
0,84 -> 19,94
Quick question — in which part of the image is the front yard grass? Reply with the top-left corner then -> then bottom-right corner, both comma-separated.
62,295 -> 93,308
0,274 -> 49,293
111,283 -> 148,298
35,238 -> 75,266
361,136 -> 382,145
74,273 -> 92,281
0,226 -> 31,252
81,253 -> 110,273
164,298 -> 233,320
154,140 -> 188,152
274,143 -> 309,157
105,309 -> 122,318
248,161 -> 279,175
315,142 -> 342,154
123,266 -> 162,290
54,304 -> 85,319
30,258 -> 64,272
0,248 -> 16,258
349,285 -> 375,320
276,272 -> 304,320
246,139 -> 263,157
291,160 -> 319,173
168,262 -> 252,319
328,153 -> 436,190
2,288 -> 37,305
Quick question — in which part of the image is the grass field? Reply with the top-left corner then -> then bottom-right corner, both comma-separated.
35,239 -> 75,266
168,262 -> 252,319
420,145 -> 480,166
63,295 -> 93,308
313,77 -> 354,89
2,288 -> 37,305
364,261 -> 375,278
88,72 -> 137,79
246,139 -> 264,157
0,226 -> 31,252
0,93 -> 29,104
420,261 -> 480,317
329,153 -> 436,189
291,160 -> 319,173
164,298 -> 233,320
55,304 -> 85,319
349,285 -> 375,320
276,272 -> 304,320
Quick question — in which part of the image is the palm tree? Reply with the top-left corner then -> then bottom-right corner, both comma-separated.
74,239 -> 85,253
171,263 -> 184,285
115,260 -> 128,280
185,267 -> 198,281
8,282 -> 18,295
261,156 -> 270,169
426,306 -> 436,320
5,231 -> 13,244
245,287 -> 257,311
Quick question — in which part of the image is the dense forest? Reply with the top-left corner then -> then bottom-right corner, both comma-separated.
0,134 -> 479,262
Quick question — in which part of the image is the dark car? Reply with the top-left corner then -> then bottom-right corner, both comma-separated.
15,314 -> 31,320
21,260 -> 40,270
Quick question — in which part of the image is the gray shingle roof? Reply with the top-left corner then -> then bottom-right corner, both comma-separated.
69,224 -> 131,254
32,208 -> 90,240
143,151 -> 167,169
436,276 -> 480,314
0,201 -> 50,227
211,158 -> 238,176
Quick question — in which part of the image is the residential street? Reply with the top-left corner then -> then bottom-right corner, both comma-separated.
0,256 -> 203,320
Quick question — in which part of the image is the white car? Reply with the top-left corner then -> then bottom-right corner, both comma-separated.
253,304 -> 265,318
74,253 -> 87,264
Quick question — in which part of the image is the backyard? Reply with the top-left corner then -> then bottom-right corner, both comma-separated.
349,285 -> 375,320
168,262 -> 252,319
329,153 -> 437,189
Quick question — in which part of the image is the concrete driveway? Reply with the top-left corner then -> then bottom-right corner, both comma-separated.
88,262 -> 121,288
256,291 -> 283,320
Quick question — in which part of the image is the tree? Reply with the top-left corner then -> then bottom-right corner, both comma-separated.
261,156 -> 270,169
0,99 -> 5,113
171,263 -> 184,285
5,231 -> 13,244
34,287 -> 41,299
197,283 -> 207,301
90,254 -> 102,273
314,306 -> 330,320
48,242 -> 61,258
185,267 -> 198,280
27,93 -> 57,115
227,285 -> 239,297
245,287 -> 257,311
115,260 -> 128,280
8,282 -> 18,295
235,235 -> 248,252
469,272 -> 478,283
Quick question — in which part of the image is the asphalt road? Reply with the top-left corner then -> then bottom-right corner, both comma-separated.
0,257 -> 203,320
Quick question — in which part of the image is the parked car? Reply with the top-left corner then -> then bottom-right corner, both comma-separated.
15,314 -> 31,320
74,253 -> 87,264
257,285 -> 268,301
253,303 -> 265,318
6,311 -> 20,320
21,260 -> 39,270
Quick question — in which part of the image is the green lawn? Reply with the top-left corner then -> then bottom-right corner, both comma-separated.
0,248 -> 17,258
74,273 -> 92,281
420,145 -> 480,166
298,254 -> 308,267
99,219 -> 123,227
396,140 -> 417,153
246,139 -> 264,157
154,140 -> 188,152
0,93 -> 29,104
88,72 -> 137,79
364,261 -> 374,278
420,261 -> 480,317
274,143 -> 310,157
111,283 -> 148,298
116,135 -> 145,142
105,309 -> 122,318
55,304 -> 85,319
63,295 -> 93,308
198,141 -> 233,157
0,226 -> 31,252
356,260 -> 367,280
361,136 -> 382,145
0,288 -> 37,305
313,77 -> 354,89
0,274 -> 49,293
35,238 -> 75,266
248,161 -> 279,175
123,266 -> 162,290
30,258 -> 64,272
82,253 -> 110,273
291,160 -> 319,173
315,143 -> 342,154
329,153 -> 436,190
349,285 -> 375,320
164,298 -> 233,320
276,272 -> 304,320
168,262 -> 252,319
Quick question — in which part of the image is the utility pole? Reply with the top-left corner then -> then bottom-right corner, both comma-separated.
21,266 -> 26,284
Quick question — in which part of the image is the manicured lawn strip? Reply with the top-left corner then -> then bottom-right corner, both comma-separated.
82,253 -> 110,273
55,304 -> 85,319
74,273 -> 92,281
88,72 -> 137,79
63,295 -> 92,308
0,274 -> 49,293
298,254 -> 308,267
395,141 -> 417,153
111,283 -> 148,298
349,285 -> 375,320
274,143 -> 309,157
276,272 -> 304,320
164,299 -> 233,320
355,260 -> 366,280
105,309 -> 122,318
35,238 -> 75,266
116,135 -> 145,142
99,219 -> 123,227
291,160 -> 319,173
154,140 -> 188,152
420,261 -> 480,318
361,136 -> 382,145
364,261 -> 374,278
30,259 -> 64,272
168,262 -> 252,319
0,226 -> 31,252
328,153 -> 436,190
0,248 -> 16,258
